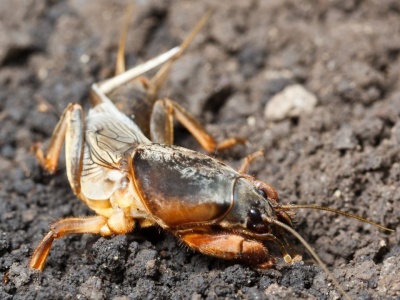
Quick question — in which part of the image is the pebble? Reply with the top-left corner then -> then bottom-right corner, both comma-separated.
334,125 -> 358,150
264,84 -> 317,121
79,276 -> 105,300
9,263 -> 31,289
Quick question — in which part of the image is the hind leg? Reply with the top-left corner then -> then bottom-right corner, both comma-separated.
150,98 -> 245,152
33,103 -> 84,195
29,212 -> 136,271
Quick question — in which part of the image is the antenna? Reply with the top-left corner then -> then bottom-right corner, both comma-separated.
280,204 -> 394,232
266,217 -> 352,300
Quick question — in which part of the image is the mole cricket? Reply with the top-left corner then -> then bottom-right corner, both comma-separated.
29,10 -> 393,299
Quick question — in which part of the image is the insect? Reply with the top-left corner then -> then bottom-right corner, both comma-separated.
29,11 -> 392,300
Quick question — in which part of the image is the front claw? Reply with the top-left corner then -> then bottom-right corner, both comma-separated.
178,231 -> 275,268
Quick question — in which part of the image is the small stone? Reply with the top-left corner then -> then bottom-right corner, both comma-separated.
264,84 -> 317,121
9,263 -> 31,289
0,232 -> 11,255
0,157 -> 13,172
378,255 -> 400,297
22,208 -> 37,223
79,276 -> 105,300
334,125 -> 357,150
334,190 -> 342,198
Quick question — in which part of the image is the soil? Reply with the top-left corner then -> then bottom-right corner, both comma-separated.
1,0 -> 400,299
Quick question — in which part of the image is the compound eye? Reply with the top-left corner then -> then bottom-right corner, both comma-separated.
247,207 -> 270,233
257,188 -> 267,199
254,180 -> 279,201
248,207 -> 263,224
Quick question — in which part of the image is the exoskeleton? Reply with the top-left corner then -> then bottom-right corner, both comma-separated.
30,11 -> 392,299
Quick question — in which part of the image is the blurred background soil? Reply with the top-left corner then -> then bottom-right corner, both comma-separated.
1,0 -> 400,299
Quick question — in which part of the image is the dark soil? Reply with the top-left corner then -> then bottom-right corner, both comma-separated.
1,0 -> 400,299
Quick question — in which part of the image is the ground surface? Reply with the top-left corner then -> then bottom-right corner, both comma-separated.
1,0 -> 400,299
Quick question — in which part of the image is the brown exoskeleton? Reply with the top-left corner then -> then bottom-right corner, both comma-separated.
30,11 -> 392,300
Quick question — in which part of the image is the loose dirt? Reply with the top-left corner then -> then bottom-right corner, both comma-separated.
1,0 -> 399,299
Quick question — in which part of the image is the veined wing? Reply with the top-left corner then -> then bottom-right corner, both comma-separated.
80,103 -> 150,200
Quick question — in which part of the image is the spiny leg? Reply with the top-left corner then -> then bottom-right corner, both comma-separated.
150,98 -> 245,152
93,11 -> 211,104
237,150 -> 264,174
29,216 -> 107,271
33,103 -> 73,173
148,10 -> 212,98
33,103 -> 84,195
115,4 -> 134,75
95,47 -> 180,99
30,211 -> 135,271
149,98 -> 174,145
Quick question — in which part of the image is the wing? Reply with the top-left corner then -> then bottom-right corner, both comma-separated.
80,102 -> 150,200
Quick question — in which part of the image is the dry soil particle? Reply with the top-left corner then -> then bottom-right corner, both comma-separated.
1,0 -> 400,299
